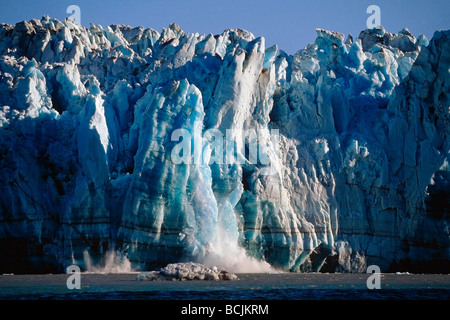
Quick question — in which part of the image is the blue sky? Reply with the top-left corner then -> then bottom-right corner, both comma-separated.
0,0 -> 449,54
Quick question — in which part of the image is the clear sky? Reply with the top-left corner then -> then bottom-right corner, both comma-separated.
0,0 -> 449,54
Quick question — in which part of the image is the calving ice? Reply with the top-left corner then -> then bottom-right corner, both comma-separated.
0,16 -> 448,274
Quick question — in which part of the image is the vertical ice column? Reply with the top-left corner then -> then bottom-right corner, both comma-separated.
118,79 -> 219,268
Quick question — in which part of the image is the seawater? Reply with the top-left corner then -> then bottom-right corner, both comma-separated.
0,273 -> 449,300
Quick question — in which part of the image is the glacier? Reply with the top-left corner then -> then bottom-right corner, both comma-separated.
0,17 -> 448,273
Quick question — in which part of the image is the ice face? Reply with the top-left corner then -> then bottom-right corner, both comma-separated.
0,18 -> 448,273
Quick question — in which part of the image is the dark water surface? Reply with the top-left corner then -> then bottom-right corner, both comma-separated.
0,273 -> 449,300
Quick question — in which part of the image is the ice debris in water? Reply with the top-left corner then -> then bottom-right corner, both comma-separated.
136,262 -> 239,281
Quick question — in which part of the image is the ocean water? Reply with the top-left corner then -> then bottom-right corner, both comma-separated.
0,273 -> 449,300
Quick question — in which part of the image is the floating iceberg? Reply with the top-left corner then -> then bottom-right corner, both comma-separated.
136,262 -> 239,281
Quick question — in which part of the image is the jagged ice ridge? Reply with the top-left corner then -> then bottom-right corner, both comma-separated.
0,17 -> 449,273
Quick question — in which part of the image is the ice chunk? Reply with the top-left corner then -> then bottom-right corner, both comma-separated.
136,262 -> 239,281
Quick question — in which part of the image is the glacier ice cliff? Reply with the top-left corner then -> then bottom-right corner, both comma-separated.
0,17 -> 448,273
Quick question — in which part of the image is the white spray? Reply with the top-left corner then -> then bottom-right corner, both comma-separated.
83,250 -> 136,273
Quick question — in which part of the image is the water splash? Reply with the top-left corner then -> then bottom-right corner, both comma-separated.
83,250 -> 136,274
201,248 -> 276,273
200,225 -> 279,273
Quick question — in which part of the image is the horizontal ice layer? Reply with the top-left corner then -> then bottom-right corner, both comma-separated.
0,18 -> 448,273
